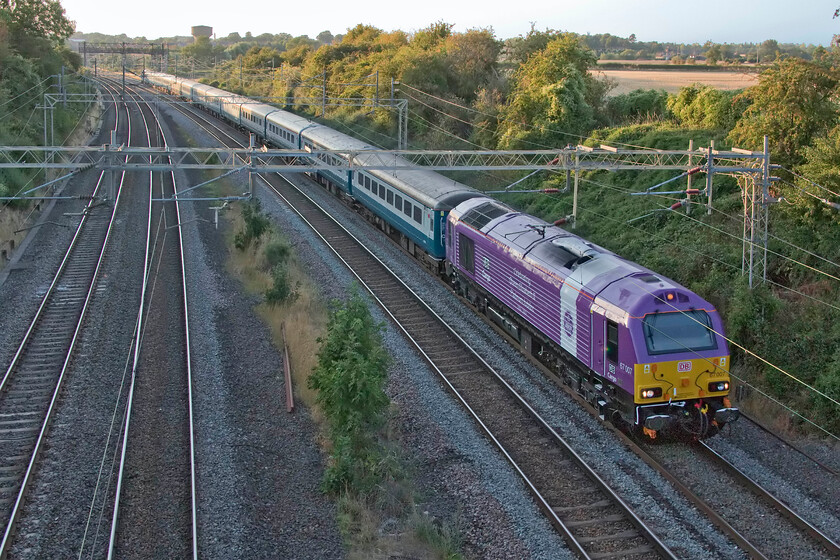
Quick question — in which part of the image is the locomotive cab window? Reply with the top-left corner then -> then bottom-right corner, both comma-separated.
606,321 -> 618,362
642,310 -> 717,355
459,233 -> 475,273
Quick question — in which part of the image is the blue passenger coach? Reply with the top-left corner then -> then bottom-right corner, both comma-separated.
145,71 -> 482,265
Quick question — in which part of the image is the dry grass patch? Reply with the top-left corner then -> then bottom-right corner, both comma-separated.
225,205 -> 326,410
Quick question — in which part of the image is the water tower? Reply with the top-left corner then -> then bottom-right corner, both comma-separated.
191,26 -> 212,42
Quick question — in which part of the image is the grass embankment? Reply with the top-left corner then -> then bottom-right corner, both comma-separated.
224,198 -> 462,559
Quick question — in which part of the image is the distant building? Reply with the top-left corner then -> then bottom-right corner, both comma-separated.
191,26 -> 212,42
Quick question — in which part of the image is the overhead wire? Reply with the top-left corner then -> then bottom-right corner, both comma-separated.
0,76 -> 52,110
577,174 -> 840,286
401,82 -> 839,273
399,81 -> 675,151
779,177 -> 840,213
405,111 -> 521,191
781,166 -> 840,199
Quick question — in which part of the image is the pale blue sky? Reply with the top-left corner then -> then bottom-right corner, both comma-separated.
63,0 -> 838,45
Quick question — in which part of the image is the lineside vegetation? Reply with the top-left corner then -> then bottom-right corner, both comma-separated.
227,201 -> 462,558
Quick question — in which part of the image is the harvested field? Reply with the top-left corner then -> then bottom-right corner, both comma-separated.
597,69 -> 759,96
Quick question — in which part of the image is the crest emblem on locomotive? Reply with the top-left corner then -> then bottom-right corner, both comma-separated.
563,310 -> 574,337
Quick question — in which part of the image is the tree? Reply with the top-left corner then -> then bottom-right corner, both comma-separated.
411,20 -> 452,50
704,44 -> 722,65
504,25 -> 560,64
728,58 -> 840,164
0,0 -> 73,44
181,35 -> 213,62
444,27 -> 500,100
498,34 -> 597,148
757,38 -> 779,62
316,30 -> 334,45
797,125 -> 840,214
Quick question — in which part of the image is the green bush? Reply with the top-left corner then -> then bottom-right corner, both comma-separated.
263,238 -> 291,269
309,288 -> 390,494
264,265 -> 298,305
604,88 -> 669,126
666,84 -> 746,131
234,198 -> 270,249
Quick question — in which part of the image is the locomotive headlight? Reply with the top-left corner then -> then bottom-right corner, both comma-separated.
641,387 -> 663,399
708,381 -> 730,392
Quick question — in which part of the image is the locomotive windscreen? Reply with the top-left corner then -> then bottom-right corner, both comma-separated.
642,310 -> 717,355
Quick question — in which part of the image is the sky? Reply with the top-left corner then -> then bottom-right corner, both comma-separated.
62,0 -> 839,46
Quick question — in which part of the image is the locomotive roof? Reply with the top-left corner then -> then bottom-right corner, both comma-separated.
453,197 -> 712,318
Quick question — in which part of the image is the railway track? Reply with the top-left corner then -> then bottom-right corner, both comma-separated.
149,90 -> 675,558
738,411 -> 839,477
102,80 -> 199,559
0,84 -> 123,555
272,178 -> 674,558
698,440 -> 840,557
621,435 -> 840,560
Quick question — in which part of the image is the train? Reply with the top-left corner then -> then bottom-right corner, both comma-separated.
144,71 -> 739,439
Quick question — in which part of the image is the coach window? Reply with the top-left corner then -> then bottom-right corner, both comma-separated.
394,194 -> 402,210
403,200 -> 412,217
378,184 -> 386,199
386,190 -> 393,205
459,233 -> 475,273
606,321 -> 618,363
413,206 -> 422,224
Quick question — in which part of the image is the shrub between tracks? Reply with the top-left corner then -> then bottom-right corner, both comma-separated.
309,288 -> 390,494
226,201 -> 461,557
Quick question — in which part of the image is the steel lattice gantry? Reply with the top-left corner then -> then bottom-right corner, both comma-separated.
0,145 -> 766,172
79,42 -> 168,66
0,142 -> 774,285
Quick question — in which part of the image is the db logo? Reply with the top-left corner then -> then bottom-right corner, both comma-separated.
678,361 -> 692,372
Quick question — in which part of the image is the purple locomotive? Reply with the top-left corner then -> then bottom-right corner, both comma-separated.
446,197 -> 739,438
